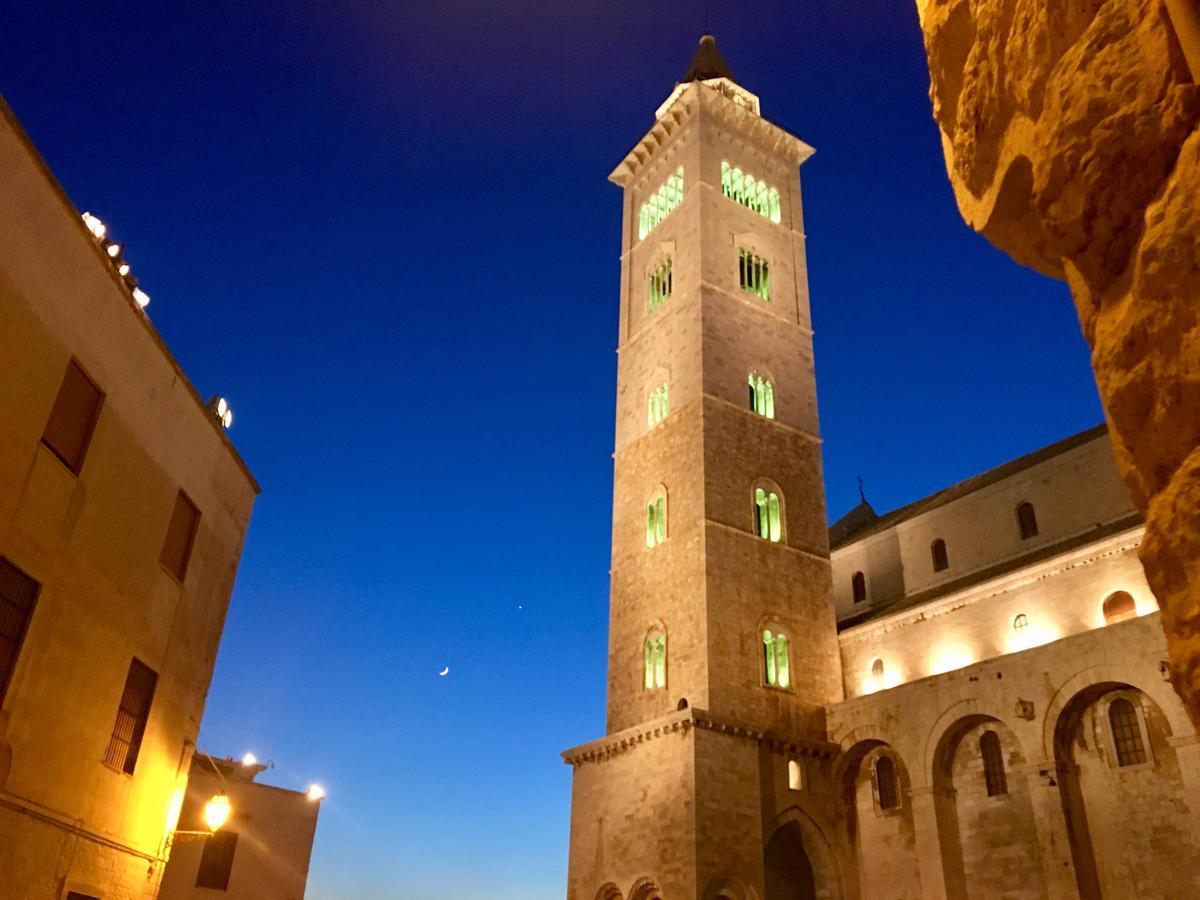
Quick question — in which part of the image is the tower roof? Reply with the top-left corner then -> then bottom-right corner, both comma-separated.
681,34 -> 733,83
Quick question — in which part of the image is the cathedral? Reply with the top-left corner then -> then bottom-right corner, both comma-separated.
562,36 -> 1200,900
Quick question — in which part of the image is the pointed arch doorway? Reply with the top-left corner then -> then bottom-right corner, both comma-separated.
764,821 -> 816,900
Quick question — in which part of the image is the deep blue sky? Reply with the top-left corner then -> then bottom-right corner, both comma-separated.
2,3 -> 1102,897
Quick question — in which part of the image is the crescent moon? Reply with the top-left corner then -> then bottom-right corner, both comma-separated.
438,667 -> 450,677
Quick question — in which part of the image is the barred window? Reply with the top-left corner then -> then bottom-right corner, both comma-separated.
638,168 -> 684,240
647,384 -> 669,428
42,359 -> 104,474
852,571 -> 867,604
748,372 -> 775,419
738,248 -> 770,300
1016,501 -> 1038,539
643,630 -> 666,690
646,494 -> 666,548
103,658 -> 158,775
754,488 -> 782,543
0,558 -> 39,708
721,161 -> 782,223
874,756 -> 899,810
931,538 -> 949,572
1109,697 -> 1148,767
648,259 -> 673,312
762,629 -> 790,688
196,831 -> 239,890
980,731 -> 1008,796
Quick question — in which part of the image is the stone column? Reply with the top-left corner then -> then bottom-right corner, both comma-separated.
1020,762 -> 1086,899
907,785 -> 965,900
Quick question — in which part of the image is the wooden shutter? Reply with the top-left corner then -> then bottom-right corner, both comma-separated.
0,558 -> 39,707
103,658 -> 158,774
42,360 -> 103,473
160,491 -> 201,581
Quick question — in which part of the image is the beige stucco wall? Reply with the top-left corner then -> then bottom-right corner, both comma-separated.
0,101 -> 257,898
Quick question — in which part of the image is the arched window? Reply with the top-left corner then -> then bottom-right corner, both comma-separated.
645,494 -> 666,548
747,372 -> 775,419
643,629 -> 666,690
874,755 -> 899,810
852,571 -> 867,604
1102,590 -> 1137,625
1013,613 -> 1028,631
871,658 -> 885,681
638,167 -> 684,240
788,759 -> 804,791
648,259 -> 672,311
738,248 -> 770,300
754,487 -> 782,542
762,629 -> 790,688
720,161 -> 782,223
979,731 -> 1008,796
1109,697 -> 1148,767
647,383 -> 668,427
1016,501 -> 1039,540
931,538 -> 949,572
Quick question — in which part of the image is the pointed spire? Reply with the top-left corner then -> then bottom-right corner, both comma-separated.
682,34 -> 733,83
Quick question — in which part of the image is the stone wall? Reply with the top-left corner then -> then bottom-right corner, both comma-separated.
913,0 -> 1200,727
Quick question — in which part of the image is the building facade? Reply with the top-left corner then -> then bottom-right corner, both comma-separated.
562,38 -> 1200,900
0,100 -> 258,898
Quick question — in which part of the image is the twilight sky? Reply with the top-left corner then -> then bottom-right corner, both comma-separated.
2,3 -> 1102,897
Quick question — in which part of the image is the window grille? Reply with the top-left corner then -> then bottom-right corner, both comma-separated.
161,491 -> 201,582
748,373 -> 775,419
852,571 -> 867,604
1013,613 -> 1028,631
103,658 -> 158,775
645,496 -> 666,548
980,731 -> 1008,796
874,756 -> 899,809
1016,502 -> 1038,539
931,538 -> 949,572
648,260 -> 673,312
762,629 -> 790,688
42,359 -> 103,473
647,384 -> 669,428
1109,697 -> 1148,767
738,248 -> 770,300
720,161 -> 782,223
0,558 -> 39,708
643,631 -> 666,690
755,488 -> 781,542
638,168 -> 684,240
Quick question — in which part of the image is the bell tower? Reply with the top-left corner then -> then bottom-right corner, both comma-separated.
563,36 -> 844,900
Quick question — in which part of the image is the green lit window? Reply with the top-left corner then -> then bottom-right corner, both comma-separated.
755,487 -> 782,542
721,161 -> 782,223
638,167 -> 685,240
648,259 -> 673,312
763,629 -> 790,688
647,383 -> 669,427
644,630 -> 666,690
748,373 -> 775,419
646,494 -> 666,548
739,248 -> 770,301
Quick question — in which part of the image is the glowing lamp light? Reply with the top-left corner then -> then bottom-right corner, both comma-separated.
306,784 -> 326,802
106,241 -> 121,258
117,262 -> 130,276
132,287 -> 150,308
203,793 -> 232,832
241,752 -> 257,767
209,396 -> 234,430
81,212 -> 107,240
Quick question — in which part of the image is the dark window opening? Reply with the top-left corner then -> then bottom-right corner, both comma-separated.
980,730 -> 1008,796
1109,697 -> 1148,767
196,830 -> 239,890
0,558 -> 39,708
66,893 -> 101,900
931,538 -> 949,572
103,658 -> 157,775
1016,502 -> 1039,540
852,571 -> 867,604
160,491 -> 200,582
42,359 -> 103,473
1103,590 -> 1137,625
874,755 -> 899,810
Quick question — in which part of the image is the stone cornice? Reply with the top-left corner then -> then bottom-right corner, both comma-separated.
561,707 -> 838,767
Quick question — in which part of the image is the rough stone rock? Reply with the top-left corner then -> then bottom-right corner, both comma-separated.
915,0 -> 1200,726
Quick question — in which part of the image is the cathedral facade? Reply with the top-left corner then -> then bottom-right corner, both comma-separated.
562,37 -> 1200,900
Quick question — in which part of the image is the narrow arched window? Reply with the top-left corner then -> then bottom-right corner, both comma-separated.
762,629 -> 790,688
1016,501 -> 1038,540
645,494 -> 666,548
788,759 -> 804,791
738,248 -> 770,300
871,658 -> 885,681
754,488 -> 782,542
721,160 -> 782,224
979,731 -> 1008,796
647,383 -> 668,427
648,259 -> 672,312
638,167 -> 685,240
874,756 -> 899,810
1109,697 -> 1148,767
748,372 -> 776,419
1102,590 -> 1136,625
852,571 -> 867,604
643,630 -> 666,690
931,538 -> 949,572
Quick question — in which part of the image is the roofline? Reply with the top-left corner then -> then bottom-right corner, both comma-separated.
829,423 -> 1110,551
1,95 -> 260,495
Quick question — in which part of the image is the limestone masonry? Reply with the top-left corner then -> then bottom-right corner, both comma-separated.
563,36 -> 1200,900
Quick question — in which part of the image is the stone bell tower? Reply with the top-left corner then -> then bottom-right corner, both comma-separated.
563,36 -> 845,900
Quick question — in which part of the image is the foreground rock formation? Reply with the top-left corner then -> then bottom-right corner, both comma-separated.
914,0 -> 1200,726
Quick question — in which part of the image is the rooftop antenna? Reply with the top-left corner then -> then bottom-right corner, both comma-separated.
857,475 -> 867,504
